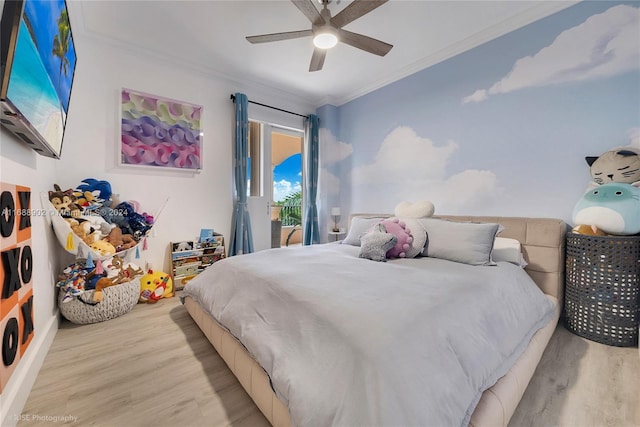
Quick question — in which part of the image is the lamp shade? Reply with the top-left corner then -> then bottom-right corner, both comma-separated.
331,207 -> 341,216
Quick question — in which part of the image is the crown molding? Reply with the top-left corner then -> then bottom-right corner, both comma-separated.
70,2 -> 317,113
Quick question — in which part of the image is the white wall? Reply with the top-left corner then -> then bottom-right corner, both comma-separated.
0,26 -> 314,426
55,34 -> 315,273
0,132 -> 64,426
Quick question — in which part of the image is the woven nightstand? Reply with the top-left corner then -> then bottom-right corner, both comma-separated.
564,233 -> 640,347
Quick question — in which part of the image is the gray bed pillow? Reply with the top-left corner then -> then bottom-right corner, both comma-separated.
342,217 -> 384,246
418,218 -> 500,266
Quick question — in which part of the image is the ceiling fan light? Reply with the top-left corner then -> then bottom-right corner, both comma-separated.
313,32 -> 338,49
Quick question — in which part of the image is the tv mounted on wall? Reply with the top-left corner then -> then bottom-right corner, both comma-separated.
1,0 -> 77,158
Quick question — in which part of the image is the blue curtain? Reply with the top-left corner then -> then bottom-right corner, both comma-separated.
303,114 -> 320,245
229,93 -> 254,256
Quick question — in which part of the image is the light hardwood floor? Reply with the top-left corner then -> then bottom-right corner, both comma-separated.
17,294 -> 640,427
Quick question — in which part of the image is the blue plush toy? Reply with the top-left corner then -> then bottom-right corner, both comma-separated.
76,178 -> 112,201
572,183 -> 640,235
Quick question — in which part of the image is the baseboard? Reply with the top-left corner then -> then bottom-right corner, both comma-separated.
0,313 -> 59,427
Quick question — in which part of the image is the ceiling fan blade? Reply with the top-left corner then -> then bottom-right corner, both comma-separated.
330,0 -> 388,28
309,48 -> 326,72
339,29 -> 393,56
246,29 -> 313,44
291,0 -> 324,25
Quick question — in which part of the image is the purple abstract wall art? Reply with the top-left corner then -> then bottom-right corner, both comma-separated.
120,88 -> 202,170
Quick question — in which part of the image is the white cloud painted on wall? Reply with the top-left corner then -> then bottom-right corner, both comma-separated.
463,4 -> 640,104
320,169 -> 341,195
351,127 -> 499,212
352,127 -> 458,182
318,127 -> 353,196
319,128 -> 353,164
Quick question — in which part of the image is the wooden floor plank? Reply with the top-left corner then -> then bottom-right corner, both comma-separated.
18,296 -> 640,427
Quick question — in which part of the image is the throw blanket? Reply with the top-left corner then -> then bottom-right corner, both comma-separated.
182,244 -> 555,427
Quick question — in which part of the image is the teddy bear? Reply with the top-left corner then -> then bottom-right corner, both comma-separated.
105,227 -> 137,252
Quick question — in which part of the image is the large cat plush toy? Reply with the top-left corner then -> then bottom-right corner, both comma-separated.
573,148 -> 640,235
573,182 -> 640,235
586,149 -> 640,186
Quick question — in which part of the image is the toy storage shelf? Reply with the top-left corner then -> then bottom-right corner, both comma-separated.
170,234 -> 226,290
564,233 -> 640,347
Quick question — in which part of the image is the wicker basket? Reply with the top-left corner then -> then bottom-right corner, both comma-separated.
564,233 -> 640,347
58,277 -> 141,325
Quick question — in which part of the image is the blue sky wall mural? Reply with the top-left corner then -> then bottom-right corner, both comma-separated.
317,1 -> 639,227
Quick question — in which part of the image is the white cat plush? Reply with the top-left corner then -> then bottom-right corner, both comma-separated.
586,149 -> 640,187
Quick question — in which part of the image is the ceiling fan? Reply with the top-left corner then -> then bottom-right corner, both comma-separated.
246,0 -> 393,72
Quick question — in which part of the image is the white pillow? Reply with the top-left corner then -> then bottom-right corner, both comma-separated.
394,201 -> 435,219
492,237 -> 528,267
342,217 -> 384,246
418,218 -> 500,266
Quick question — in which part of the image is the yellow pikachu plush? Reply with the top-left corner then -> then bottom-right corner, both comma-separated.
138,269 -> 174,303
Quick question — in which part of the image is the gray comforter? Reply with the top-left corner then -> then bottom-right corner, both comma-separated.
182,243 -> 555,427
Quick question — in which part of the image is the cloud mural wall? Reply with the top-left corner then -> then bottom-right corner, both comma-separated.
463,4 -> 640,104
351,127 -> 499,213
318,1 -> 640,223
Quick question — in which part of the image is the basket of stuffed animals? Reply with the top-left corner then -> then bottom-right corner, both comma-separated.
56,255 -> 146,324
58,276 -> 141,325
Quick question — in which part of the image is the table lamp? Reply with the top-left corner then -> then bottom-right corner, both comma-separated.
331,207 -> 341,232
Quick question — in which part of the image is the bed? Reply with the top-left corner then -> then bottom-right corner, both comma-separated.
181,215 -> 566,427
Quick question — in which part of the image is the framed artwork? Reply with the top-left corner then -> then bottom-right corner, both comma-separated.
120,88 -> 202,170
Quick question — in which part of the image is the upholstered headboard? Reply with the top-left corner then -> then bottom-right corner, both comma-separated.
350,214 -> 567,301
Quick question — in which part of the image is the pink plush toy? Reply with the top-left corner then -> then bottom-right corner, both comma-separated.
379,218 -> 413,258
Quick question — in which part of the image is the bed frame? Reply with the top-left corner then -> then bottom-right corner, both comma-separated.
183,215 -> 567,427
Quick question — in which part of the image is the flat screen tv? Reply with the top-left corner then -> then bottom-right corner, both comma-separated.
1,0 -> 77,158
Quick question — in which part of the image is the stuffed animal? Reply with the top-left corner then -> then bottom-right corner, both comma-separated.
393,200 -> 434,258
359,223 -> 397,262
586,149 -> 640,186
89,239 -> 116,257
64,218 -> 101,245
56,263 -> 88,303
92,277 -> 120,303
394,200 -> 435,219
49,184 -> 81,218
75,178 -> 113,203
102,255 -> 143,285
74,190 -> 103,212
571,224 -> 608,236
105,227 -> 137,251
572,182 -> 640,235
138,269 -> 174,303
115,202 -> 153,239
379,218 -> 413,258
56,260 -> 109,303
